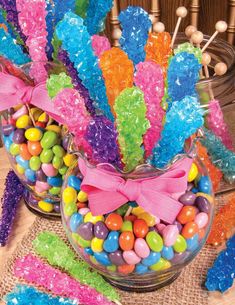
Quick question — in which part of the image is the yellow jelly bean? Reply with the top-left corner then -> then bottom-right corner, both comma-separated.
149,258 -> 170,271
188,163 -> 198,182
132,206 -> 146,216
46,125 -> 62,134
38,112 -> 49,122
84,212 -> 104,224
63,187 -> 77,205
63,154 -> 77,167
91,237 -> 104,252
16,164 -> 25,174
31,107 -> 43,121
196,192 -> 214,204
77,190 -> 88,202
16,115 -> 31,129
38,201 -> 54,213
138,212 -> 156,226
25,128 -> 43,141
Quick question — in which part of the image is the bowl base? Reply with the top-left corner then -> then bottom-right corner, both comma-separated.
103,271 -> 181,292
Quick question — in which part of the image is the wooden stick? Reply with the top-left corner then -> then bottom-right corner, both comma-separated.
170,6 -> 188,48
202,21 -> 228,52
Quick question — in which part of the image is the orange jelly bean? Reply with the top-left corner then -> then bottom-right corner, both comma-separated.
133,219 -> 148,238
27,141 -> 42,156
77,202 -> 87,209
105,213 -> 123,231
177,206 -> 197,224
181,221 -> 199,239
20,143 -> 32,160
118,264 -> 135,274
198,228 -> 206,240
35,121 -> 46,128
119,231 -> 135,251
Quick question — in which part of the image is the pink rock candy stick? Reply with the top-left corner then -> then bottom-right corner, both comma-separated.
91,35 -> 111,58
134,61 -> 165,157
14,254 -> 114,305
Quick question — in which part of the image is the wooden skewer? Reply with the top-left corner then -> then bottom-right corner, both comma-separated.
201,53 -> 214,100
213,62 -> 228,76
202,21 -> 228,52
153,21 -> 165,33
185,25 -> 197,43
191,31 -> 204,78
170,6 -> 188,48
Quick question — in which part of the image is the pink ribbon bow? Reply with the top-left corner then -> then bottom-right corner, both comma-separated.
0,72 -> 63,123
79,157 -> 193,224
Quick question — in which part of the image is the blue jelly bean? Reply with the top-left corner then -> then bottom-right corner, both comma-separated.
191,187 -> 198,194
103,231 -> 119,253
85,247 -> 94,255
4,137 -> 12,151
135,263 -> 148,274
16,155 -> 29,169
25,169 -> 36,183
129,201 -> 138,207
198,176 -> 212,194
94,251 -> 112,266
47,176 -> 63,187
69,213 -> 83,232
142,251 -> 161,266
9,132 -> 14,142
44,198 -> 56,203
161,246 -> 174,260
186,234 -> 199,251
68,175 -> 81,191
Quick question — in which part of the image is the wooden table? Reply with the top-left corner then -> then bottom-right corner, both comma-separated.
0,147 -> 235,305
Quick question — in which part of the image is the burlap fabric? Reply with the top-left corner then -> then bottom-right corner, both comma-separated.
0,193 -> 232,305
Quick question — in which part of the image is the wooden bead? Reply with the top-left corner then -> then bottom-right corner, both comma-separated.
153,22 -> 165,33
214,62 -> 228,76
215,21 -> 228,33
201,53 -> 211,66
176,6 -> 188,18
191,31 -> 204,44
185,25 -> 197,38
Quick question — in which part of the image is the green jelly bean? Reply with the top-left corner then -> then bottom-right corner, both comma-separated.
146,231 -> 163,252
150,258 -> 170,271
49,187 -> 61,195
40,131 -> 58,149
29,156 -> 41,171
72,232 -> 91,248
107,265 -> 117,272
40,149 -> 54,163
173,235 -> 187,253
116,203 -> 129,216
59,165 -> 68,175
52,145 -> 65,157
64,201 -> 77,217
10,143 -> 20,156
52,155 -> 64,169
121,221 -> 133,232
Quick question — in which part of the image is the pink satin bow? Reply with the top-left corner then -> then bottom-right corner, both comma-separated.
79,157 -> 193,224
0,72 -> 64,123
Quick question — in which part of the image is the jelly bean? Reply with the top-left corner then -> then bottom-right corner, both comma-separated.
62,136 -> 70,150
105,213 -> 123,231
69,213 -> 83,232
179,191 -> 196,205
174,220 -> 183,232
135,263 -> 148,274
132,206 -> 145,216
188,163 -> 198,182
138,212 -> 156,226
25,127 -> 43,141
16,163 -> 25,174
196,192 -> 213,204
142,251 -> 161,266
119,231 -> 135,251
68,175 -> 81,191
35,169 -> 46,182
3,124 -> 15,136
64,202 -> 77,217
156,223 -> 166,233
134,238 -> 150,258
31,107 -> 43,121
40,149 -> 54,163
94,221 -> 109,239
16,155 -> 29,169
52,144 -> 65,157
29,156 -> 41,171
77,191 -> 88,203
10,143 -> 20,156
78,222 -> 94,240
12,129 -> 25,144
16,115 -> 31,129
47,176 -> 62,187
49,187 -> 61,195
146,231 -> 163,252
91,237 -> 104,252
186,234 -> 199,251
46,125 -> 62,134
90,256 -> 98,265
84,212 -> 104,224
84,247 -> 93,255
103,231 -> 119,253
75,234 -> 91,248
181,221 -> 199,239
191,187 -> 198,193
77,202 -> 87,209
133,219 -> 148,238
150,258 -> 171,271
195,212 -> 209,229
94,251 -> 112,266
118,264 -> 135,274
171,251 -> 188,264
53,204 -> 60,213
38,200 -> 54,212
116,204 -> 129,216
38,112 -> 49,122
40,131 -> 58,149
63,153 -> 77,167
162,225 -> 179,247
107,265 -> 117,272
198,228 -> 205,240
59,165 -> 68,175
41,163 -> 58,177
35,121 -> 46,128
109,250 -> 126,266
4,137 -> 12,151
52,155 -> 63,170
35,181 -> 50,191
123,250 -> 141,265
161,246 -> 174,260
121,220 -> 133,232
79,208 -> 90,215
63,187 -> 77,205
198,176 -> 212,194
25,169 -> 36,182
173,234 -> 187,253
12,105 -> 28,120
19,143 -> 32,160
177,206 -> 197,224
124,215 -> 137,222
27,141 -> 42,156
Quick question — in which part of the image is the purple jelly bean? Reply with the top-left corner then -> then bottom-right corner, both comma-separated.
36,169 -> 47,182
173,220 -> 183,232
77,222 -> 94,240
62,135 -> 70,150
109,250 -> 126,266
12,129 -> 26,144
26,179 -> 35,186
187,183 -> 194,191
170,251 -> 189,263
179,191 -> 196,205
195,196 -> 210,213
53,204 -> 61,213
94,221 -> 109,239
2,124 -> 15,136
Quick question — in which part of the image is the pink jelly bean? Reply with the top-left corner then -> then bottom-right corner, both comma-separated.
12,105 -> 28,120
194,212 -> 209,229
156,223 -> 166,233
162,224 -> 179,247
41,163 -> 58,177
123,250 -> 141,265
79,208 -> 90,216
35,180 -> 50,191
134,238 -> 150,258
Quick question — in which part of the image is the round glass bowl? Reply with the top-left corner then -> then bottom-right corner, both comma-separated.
61,154 -> 214,292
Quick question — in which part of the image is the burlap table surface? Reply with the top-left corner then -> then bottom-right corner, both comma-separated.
0,193 -> 232,305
